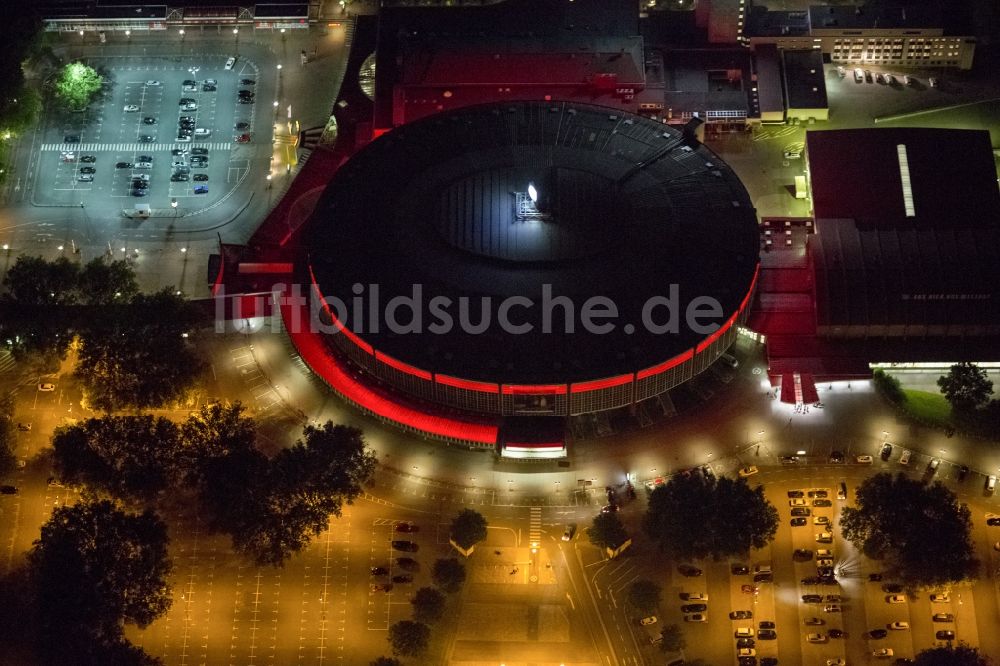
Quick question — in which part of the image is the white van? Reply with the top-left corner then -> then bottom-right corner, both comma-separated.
987,476 -> 997,495
193,128 -> 212,138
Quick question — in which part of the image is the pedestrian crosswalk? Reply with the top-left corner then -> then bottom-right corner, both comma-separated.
42,142 -> 234,152
0,350 -> 15,375
528,507 -> 541,547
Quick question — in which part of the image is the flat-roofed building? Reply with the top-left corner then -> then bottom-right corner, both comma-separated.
754,43 -> 785,124
746,2 -> 975,70
782,49 -> 828,122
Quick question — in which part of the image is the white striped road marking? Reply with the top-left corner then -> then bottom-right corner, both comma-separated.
41,142 -> 233,152
529,507 -> 542,547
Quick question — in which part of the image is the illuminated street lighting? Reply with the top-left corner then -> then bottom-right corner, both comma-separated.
179,28 -> 185,36
528,183 -> 538,202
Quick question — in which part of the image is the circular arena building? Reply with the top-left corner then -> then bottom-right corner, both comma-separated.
301,101 -> 759,418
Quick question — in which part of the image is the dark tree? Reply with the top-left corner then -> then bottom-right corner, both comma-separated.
431,558 -> 467,593
0,394 -> 16,476
370,658 -> 402,666
76,288 -> 205,411
449,508 -> 488,550
411,586 -> 446,624
588,511 -> 629,549
626,579 -> 661,614
914,645 -> 991,666
52,415 -> 181,503
27,499 -> 171,654
658,624 -> 686,653
180,401 -> 257,487
1,255 -> 79,306
938,362 -> 994,413
207,422 -> 376,567
840,473 -> 978,588
643,474 -> 779,561
78,258 -> 139,305
387,620 -> 430,657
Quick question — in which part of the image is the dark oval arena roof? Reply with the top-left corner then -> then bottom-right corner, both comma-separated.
305,101 -> 759,384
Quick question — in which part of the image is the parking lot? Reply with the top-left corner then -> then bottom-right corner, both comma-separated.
37,55 -> 264,209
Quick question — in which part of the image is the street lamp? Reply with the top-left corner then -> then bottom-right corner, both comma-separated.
266,173 -> 272,189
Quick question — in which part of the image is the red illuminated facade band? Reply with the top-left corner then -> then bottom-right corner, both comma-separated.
375,351 -> 433,381
636,349 -> 695,380
502,384 -> 568,395
570,373 -> 634,393
435,375 -> 500,393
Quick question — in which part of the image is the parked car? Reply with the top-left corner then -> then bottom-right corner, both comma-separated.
936,630 -> 955,640
391,540 -> 418,552
739,465 -> 759,477
391,574 -> 413,584
932,613 -> 954,622
396,557 -> 418,570
886,594 -> 907,604
170,173 -> 190,182
639,615 -> 657,626
370,567 -> 388,576
930,593 -> 950,602
64,135 -> 80,143
927,458 -> 940,473
791,518 -> 807,527
202,84 -> 217,92
240,78 -> 256,85
225,56 -> 236,70
731,564 -> 749,575
38,383 -> 56,391
683,614 -> 706,623
17,423 -> 31,431
235,121 -> 251,131
806,633 -> 827,643
729,610 -> 752,620
193,174 -> 209,182
899,450 -> 911,464
77,174 -> 94,182
869,629 -> 888,639
0,486 -> 18,495
116,162 -> 134,169
144,80 -> 161,86
804,617 -> 824,625
856,455 -> 874,464
123,104 -> 139,112
138,135 -> 156,143
678,565 -> 702,577
236,133 -> 252,143
191,147 -> 209,156
873,648 -> 894,658
888,622 -> 909,630
80,154 -> 96,163
757,629 -> 776,640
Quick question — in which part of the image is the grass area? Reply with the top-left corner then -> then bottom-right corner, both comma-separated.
901,389 -> 953,429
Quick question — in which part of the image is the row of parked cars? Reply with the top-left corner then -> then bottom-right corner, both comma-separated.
371,522 -> 420,593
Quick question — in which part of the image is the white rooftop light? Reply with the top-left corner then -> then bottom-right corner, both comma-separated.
528,183 -> 538,202
896,144 -> 915,217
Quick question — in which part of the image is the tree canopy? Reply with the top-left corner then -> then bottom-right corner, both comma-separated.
588,511 -> 629,549
27,499 -> 171,659
914,645 -> 991,666
938,362 -> 994,413
449,508 -> 488,550
76,288 -> 205,411
54,61 -> 103,111
431,558 -> 466,593
0,394 -> 16,476
387,620 -> 430,657
658,624 -> 686,653
840,472 -> 978,588
203,422 -> 377,567
369,658 -> 402,666
411,586 -> 446,624
52,415 -> 181,502
626,579 -> 661,614
643,474 -> 779,561
2,255 -> 80,306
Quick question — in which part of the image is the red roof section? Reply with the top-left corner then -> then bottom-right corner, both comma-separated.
280,290 -> 499,446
